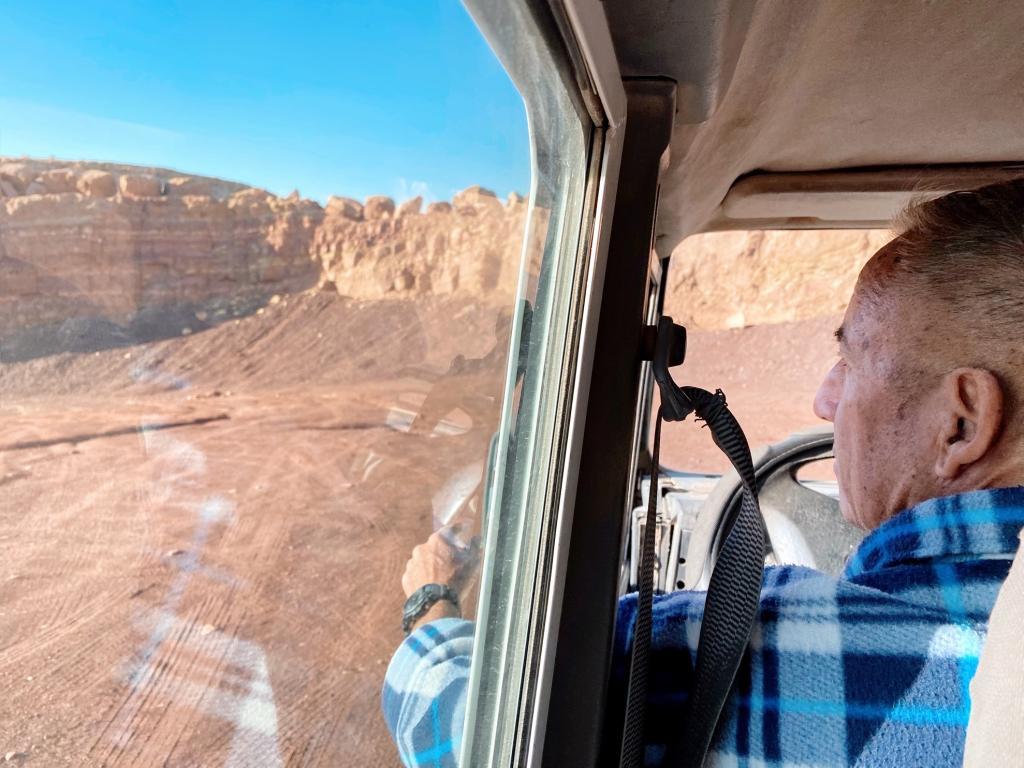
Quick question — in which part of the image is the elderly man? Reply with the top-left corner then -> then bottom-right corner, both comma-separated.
382,179 -> 1024,766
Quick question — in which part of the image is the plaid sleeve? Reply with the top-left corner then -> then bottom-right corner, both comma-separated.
381,618 -> 474,767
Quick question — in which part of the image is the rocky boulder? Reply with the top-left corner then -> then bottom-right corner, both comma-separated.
167,176 -> 219,198
39,169 -> 79,194
326,196 -> 363,220
0,162 -> 34,193
397,196 -> 422,217
364,195 -> 396,220
119,173 -> 163,198
77,170 -> 117,198
454,185 -> 502,214
230,188 -> 274,206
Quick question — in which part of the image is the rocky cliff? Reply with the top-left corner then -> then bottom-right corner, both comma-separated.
664,228 -> 891,329
1,157 -> 889,361
0,159 -> 321,341
0,159 -> 533,360
313,186 -> 529,301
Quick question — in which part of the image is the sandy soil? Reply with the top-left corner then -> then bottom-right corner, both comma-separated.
0,293 -> 837,766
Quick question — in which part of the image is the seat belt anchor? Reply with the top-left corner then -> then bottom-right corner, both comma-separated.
641,318 -> 687,367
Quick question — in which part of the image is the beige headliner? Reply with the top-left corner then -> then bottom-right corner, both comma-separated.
602,0 -> 1024,252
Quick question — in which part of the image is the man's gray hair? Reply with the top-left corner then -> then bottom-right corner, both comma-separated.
883,178 -> 1024,344
870,177 -> 1024,407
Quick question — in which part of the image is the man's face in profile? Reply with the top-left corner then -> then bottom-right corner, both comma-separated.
813,244 -> 942,530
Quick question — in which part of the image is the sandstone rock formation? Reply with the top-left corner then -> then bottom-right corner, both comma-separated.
314,188 -> 528,300
363,195 -> 396,220
119,173 -> 163,198
0,159 -> 321,348
0,160 -> 534,359
0,162 -> 35,193
454,185 -> 503,214
397,196 -> 422,217
38,168 -> 77,194
664,229 -> 890,329
0,156 -> 889,362
326,196 -> 363,220
77,169 -> 117,198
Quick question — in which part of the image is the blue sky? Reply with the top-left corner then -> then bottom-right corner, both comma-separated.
0,1 -> 530,203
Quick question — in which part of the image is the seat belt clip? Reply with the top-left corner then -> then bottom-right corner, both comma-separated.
641,318 -> 686,367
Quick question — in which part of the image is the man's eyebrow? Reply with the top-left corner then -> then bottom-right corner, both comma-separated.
834,325 -> 854,354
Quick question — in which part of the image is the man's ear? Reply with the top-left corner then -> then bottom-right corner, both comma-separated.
935,368 -> 1005,479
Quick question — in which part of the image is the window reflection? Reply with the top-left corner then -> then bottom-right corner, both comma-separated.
0,138 -> 528,768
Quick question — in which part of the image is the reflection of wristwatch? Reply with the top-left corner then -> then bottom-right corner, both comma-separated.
402,583 -> 461,635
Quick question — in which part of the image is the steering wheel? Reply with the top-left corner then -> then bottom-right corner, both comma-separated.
682,425 -> 864,589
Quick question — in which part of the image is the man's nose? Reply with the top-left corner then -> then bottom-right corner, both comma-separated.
814,364 -> 840,422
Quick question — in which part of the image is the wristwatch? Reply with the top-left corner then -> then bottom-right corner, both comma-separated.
402,583 -> 461,634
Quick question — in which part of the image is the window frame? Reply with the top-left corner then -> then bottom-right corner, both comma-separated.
457,5 -> 681,767
534,79 -> 676,768
454,1 -> 634,766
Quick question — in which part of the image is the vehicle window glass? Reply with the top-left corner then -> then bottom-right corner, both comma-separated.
658,229 -> 891,473
0,4 -> 534,765
458,2 -> 593,765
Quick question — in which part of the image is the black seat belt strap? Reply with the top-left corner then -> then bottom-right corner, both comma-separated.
620,317 -> 765,767
620,410 -> 663,768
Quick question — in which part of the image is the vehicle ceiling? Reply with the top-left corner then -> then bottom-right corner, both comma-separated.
601,0 -> 1024,252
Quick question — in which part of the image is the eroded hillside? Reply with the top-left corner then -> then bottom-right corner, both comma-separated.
2,157 -> 888,357
0,158 -> 531,362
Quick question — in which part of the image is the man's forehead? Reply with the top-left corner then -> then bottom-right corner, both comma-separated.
862,240 -> 905,278
841,286 -> 936,368
837,288 -> 894,354
841,244 -> 913,346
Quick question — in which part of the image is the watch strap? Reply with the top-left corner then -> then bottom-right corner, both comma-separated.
402,583 -> 461,634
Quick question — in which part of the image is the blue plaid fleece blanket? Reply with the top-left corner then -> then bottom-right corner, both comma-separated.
382,486 -> 1024,766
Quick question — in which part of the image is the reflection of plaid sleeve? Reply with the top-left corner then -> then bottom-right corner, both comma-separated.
382,618 -> 473,767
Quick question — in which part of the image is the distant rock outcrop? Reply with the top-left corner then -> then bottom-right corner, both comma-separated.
0,159 -> 324,346
76,169 -> 117,198
314,185 -> 528,301
0,159 -> 532,353
0,156 -> 889,359
664,229 -> 890,329
363,195 -> 396,220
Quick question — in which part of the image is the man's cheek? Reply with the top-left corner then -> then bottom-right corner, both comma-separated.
831,435 -> 854,521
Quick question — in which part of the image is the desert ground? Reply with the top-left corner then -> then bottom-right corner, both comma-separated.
0,288 -> 836,767
0,293 -> 507,767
